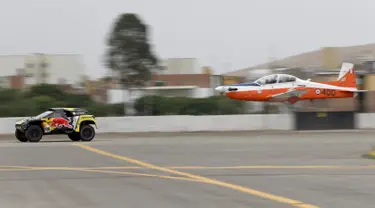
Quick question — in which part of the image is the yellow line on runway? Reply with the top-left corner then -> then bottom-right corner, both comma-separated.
68,165 -> 375,170
0,168 -> 40,172
0,166 -> 201,182
24,167 -> 201,182
73,143 -> 319,208
23,167 -> 201,182
22,165 -> 375,170
170,165 -> 375,170
0,166 -> 40,169
75,169 -> 202,182
1,165 -> 375,171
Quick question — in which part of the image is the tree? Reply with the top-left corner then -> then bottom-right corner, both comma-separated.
105,13 -> 161,115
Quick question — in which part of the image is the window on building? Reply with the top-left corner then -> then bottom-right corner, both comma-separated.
26,63 -> 34,68
40,62 -> 49,68
154,80 -> 165,86
16,68 -> 25,76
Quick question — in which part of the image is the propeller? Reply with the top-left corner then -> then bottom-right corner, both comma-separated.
218,76 -> 225,96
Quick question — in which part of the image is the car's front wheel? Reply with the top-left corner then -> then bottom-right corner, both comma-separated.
25,125 -> 43,143
15,129 -> 28,142
80,124 -> 95,141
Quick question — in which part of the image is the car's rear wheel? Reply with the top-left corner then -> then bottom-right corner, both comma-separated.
80,124 -> 95,141
25,125 -> 43,143
15,129 -> 28,142
68,132 -> 81,141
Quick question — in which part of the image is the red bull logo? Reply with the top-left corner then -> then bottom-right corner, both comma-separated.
50,117 -> 73,129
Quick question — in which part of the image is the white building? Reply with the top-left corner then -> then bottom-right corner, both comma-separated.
0,53 -> 86,87
159,58 -> 199,74
108,57 -> 200,77
108,86 -> 216,104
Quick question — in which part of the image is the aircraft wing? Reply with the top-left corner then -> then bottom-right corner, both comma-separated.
314,84 -> 368,92
269,89 -> 309,99
268,89 -> 309,104
345,89 -> 368,92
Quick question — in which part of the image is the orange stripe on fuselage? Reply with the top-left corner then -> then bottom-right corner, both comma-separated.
226,87 -> 354,102
299,87 -> 354,100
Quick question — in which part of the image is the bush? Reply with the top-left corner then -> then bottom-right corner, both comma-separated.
0,84 -> 126,117
133,95 -> 246,115
0,84 -> 247,117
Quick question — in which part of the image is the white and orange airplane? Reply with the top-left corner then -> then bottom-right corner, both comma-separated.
215,62 -> 366,104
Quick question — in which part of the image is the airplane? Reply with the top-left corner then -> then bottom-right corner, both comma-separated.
215,62 -> 366,106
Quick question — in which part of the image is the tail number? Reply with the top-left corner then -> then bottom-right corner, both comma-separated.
322,89 -> 336,96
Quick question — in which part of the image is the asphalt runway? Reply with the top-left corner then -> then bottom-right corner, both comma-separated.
0,131 -> 374,208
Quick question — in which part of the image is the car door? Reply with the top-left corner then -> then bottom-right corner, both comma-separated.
62,111 -> 77,131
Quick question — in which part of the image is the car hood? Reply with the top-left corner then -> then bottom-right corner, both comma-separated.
15,117 -> 39,124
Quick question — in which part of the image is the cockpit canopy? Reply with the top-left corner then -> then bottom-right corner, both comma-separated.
230,82 -> 261,87
254,74 -> 298,85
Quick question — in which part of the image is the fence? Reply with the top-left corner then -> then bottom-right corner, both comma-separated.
3,113 -> 375,134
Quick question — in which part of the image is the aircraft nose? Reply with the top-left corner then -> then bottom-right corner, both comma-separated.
215,86 -> 225,92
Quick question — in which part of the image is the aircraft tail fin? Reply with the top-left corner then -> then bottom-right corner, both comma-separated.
335,62 -> 357,88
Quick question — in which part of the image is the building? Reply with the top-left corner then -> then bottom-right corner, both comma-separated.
84,79 -> 109,103
0,53 -> 113,104
107,58 -> 237,105
0,75 -> 25,89
159,58 -> 200,74
224,43 -> 375,77
0,53 -> 86,88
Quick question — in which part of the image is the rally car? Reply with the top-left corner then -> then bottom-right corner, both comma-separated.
15,108 -> 97,142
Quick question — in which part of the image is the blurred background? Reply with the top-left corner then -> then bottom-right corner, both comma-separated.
0,0 -> 374,117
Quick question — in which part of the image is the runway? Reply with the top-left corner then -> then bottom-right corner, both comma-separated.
0,131 -> 374,208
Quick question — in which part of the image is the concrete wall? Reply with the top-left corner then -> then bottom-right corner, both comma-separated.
4,114 -> 293,134
94,114 -> 293,133
356,113 -> 375,129
108,88 -> 215,104
364,74 -> 375,90
4,113 -> 375,135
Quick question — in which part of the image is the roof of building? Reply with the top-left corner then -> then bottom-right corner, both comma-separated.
223,43 -> 375,77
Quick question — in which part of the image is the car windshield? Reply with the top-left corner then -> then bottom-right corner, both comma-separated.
34,111 -> 53,119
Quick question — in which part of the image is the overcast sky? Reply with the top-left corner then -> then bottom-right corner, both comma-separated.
1,0 -> 375,78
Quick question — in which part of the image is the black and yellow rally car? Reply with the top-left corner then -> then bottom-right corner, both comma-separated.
15,108 -> 98,142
